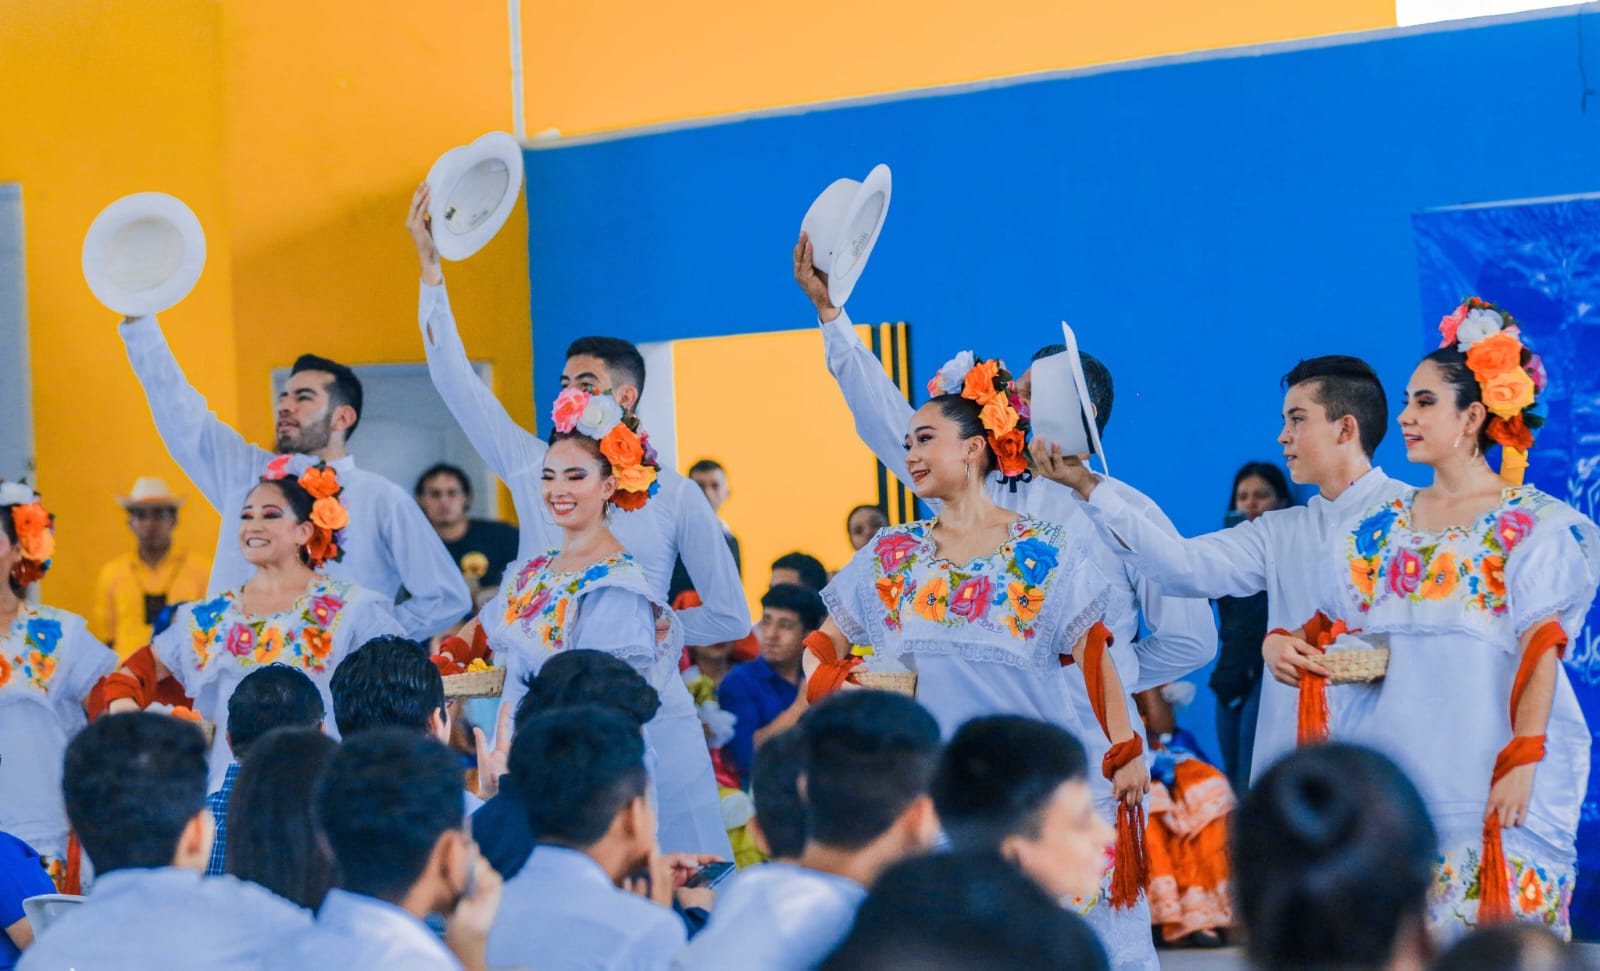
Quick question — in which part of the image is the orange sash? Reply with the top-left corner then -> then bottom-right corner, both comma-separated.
1080,621 -> 1148,909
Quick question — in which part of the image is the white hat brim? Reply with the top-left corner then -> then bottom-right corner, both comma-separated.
427,132 -> 525,262
824,164 -> 892,307
82,193 -> 206,317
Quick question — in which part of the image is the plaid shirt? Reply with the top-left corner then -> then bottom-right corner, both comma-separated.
204,762 -> 240,876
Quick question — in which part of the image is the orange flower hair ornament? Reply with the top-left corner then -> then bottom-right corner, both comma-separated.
262,455 -> 347,568
927,351 -> 1032,486
1,481 -> 54,588
550,388 -> 661,511
1436,297 -> 1546,485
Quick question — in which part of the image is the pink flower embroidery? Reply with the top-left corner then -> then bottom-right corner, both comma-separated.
948,576 -> 994,623
1387,548 -> 1423,597
874,534 -> 921,574
224,623 -> 255,657
1495,510 -> 1535,552
309,594 -> 344,628
265,454 -> 293,479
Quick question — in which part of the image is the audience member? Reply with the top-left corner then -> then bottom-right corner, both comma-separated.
92,477 -> 210,659
414,463 -> 519,604
488,706 -> 691,971
718,584 -> 825,784
275,729 -> 502,971
677,690 -> 943,970
225,728 -> 339,911
820,852 -> 1110,971
769,552 -> 827,593
746,728 -> 807,862
207,664 -> 326,876
330,636 -> 450,742
0,831 -> 55,971
19,713 -> 309,970
1232,743 -> 1436,971
1433,923 -> 1590,971
844,503 -> 888,552
669,458 -> 742,598
930,715 -> 1112,902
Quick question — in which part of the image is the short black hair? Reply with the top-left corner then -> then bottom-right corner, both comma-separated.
291,354 -> 364,439
1433,923 -> 1582,971
226,727 -> 339,910
932,716 -> 1088,853
687,459 -> 724,477
1280,355 -> 1388,459
63,712 -> 209,874
845,504 -> 887,528
799,691 -> 941,850
821,851 -> 1109,971
414,462 -> 473,500
750,728 -> 808,860
1030,345 -> 1114,436
509,705 -> 649,849
331,636 -> 446,737
511,649 -> 661,736
317,728 -> 464,903
566,337 -> 647,396
761,583 -> 826,634
226,664 -> 325,760
770,551 -> 828,593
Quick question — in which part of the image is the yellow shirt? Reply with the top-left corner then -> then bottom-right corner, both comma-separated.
93,549 -> 212,659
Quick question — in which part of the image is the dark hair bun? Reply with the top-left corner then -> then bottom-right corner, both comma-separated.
1270,758 -> 1361,852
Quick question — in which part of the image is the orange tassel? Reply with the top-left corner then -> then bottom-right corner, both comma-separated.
1478,818 -> 1512,924
1082,622 -> 1149,909
62,831 -> 83,895
1112,800 -> 1149,909
1284,612 -> 1351,747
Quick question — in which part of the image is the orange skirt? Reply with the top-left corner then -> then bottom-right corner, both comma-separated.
1145,757 -> 1234,942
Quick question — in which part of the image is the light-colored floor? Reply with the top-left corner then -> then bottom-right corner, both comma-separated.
1157,943 -> 1600,969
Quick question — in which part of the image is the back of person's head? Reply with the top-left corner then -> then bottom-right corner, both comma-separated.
1434,923 -> 1588,971
291,353 -> 364,439
760,582 -> 827,633
770,551 -> 828,592
226,663 -> 325,760
800,691 -> 942,851
316,728 -> 465,903
1030,344 -> 1114,436
63,712 -> 210,874
931,716 -> 1087,851
509,705 -> 649,849
510,649 -> 661,736
331,635 -> 446,737
749,728 -> 808,860
1234,743 -> 1436,971
820,851 -> 1109,971
1280,355 -> 1388,459
566,336 -> 647,396
226,727 -> 339,910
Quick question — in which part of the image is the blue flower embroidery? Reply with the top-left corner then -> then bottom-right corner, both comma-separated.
580,563 -> 610,586
26,617 -> 62,654
191,595 -> 230,633
1354,506 -> 1399,559
1013,538 -> 1059,587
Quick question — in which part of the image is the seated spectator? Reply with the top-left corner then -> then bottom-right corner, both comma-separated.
1433,923 -> 1585,971
0,831 -> 56,970
225,728 -> 339,911
331,636 -> 450,743
276,729 -> 502,971
676,691 -> 943,970
769,551 -> 827,593
1233,743 -> 1436,971
718,584 -> 824,785
746,728 -> 807,863
206,663 -> 326,876
820,852 -> 1109,971
414,463 -> 520,606
930,715 -> 1112,902
19,713 -> 309,970
488,707 -> 690,971
845,504 -> 888,552
669,459 -> 741,599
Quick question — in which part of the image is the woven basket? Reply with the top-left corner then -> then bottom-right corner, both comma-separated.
850,671 -> 918,696
1321,648 -> 1389,684
443,666 -> 507,699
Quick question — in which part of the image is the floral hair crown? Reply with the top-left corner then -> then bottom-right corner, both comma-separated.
550,388 -> 661,511
927,351 -> 1032,484
1437,297 -> 1547,485
263,455 -> 348,568
0,481 -> 54,588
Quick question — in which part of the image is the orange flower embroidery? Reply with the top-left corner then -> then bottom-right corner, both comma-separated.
1481,554 -> 1506,600
913,577 -> 950,622
961,360 -> 1002,406
302,627 -> 333,660
310,497 -> 349,532
299,466 -> 341,499
28,650 -> 55,684
1349,556 -> 1377,599
254,627 -> 284,665
1420,552 -> 1458,600
0,653 -> 10,688
191,629 -> 212,668
876,575 -> 905,611
1517,866 -> 1545,915
1007,581 -> 1044,623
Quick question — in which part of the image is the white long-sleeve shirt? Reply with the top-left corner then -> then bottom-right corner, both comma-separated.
818,308 -> 1217,692
120,316 -> 470,640
417,280 -> 752,646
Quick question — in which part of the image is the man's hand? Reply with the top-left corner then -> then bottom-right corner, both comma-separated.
407,182 -> 445,286
1111,757 -> 1151,807
1263,631 -> 1332,686
624,848 -> 678,908
472,699 -> 514,799
1028,439 -> 1098,499
444,846 -> 503,971
793,232 -> 841,322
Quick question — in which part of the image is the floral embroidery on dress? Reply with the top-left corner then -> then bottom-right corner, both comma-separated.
501,552 -> 629,650
186,581 -> 352,676
1430,844 -> 1572,937
866,521 -> 1063,640
1,607 -> 67,693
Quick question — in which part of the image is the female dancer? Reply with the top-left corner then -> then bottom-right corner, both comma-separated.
1325,298 -> 1596,940
477,389 -> 731,858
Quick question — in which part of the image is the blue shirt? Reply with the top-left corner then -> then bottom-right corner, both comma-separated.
673,862 -> 866,971
204,762 -> 240,877
471,779 -> 533,880
271,889 -> 460,971
0,834 -> 54,971
717,657 -> 799,781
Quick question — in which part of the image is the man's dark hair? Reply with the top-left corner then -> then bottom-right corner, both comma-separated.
291,354 -> 364,439
750,728 -> 807,860
771,552 -> 828,593
511,649 -> 660,736
510,706 -> 649,849
687,458 -> 724,477
63,712 -> 209,874
413,462 -> 473,500
931,716 -> 1088,852
1031,345 -> 1114,436
566,337 -> 647,396
226,664 -> 325,760
317,729 -> 464,903
799,691 -> 941,850
1280,355 -> 1388,459
331,636 -> 446,737
821,851 -> 1109,971
227,728 -> 339,910
761,583 -> 826,634
1433,923 -> 1584,971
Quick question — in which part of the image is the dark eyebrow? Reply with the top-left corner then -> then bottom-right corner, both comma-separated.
1284,407 -> 1306,417
568,371 -> 601,384
911,425 -> 935,435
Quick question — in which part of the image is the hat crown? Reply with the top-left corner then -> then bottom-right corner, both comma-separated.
120,476 -> 182,507
800,178 -> 864,273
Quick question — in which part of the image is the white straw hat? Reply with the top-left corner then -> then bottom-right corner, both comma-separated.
82,193 -> 206,316
800,164 -> 892,307
426,132 -> 525,261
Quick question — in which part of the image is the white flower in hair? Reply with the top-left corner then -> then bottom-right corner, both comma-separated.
935,350 -> 976,395
575,392 -> 625,439
1455,308 -> 1505,352
0,482 -> 36,506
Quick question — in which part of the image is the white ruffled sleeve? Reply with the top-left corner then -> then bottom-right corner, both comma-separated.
50,613 -> 117,706
1507,508 -> 1600,640
150,602 -> 202,694
565,586 -> 664,674
820,533 -> 881,648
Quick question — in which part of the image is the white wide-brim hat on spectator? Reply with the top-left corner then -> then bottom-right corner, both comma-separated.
82,192 -> 206,317
426,131 -> 525,261
800,163 -> 891,307
116,476 -> 185,509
